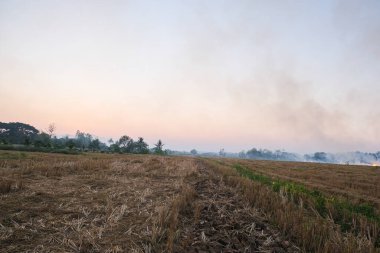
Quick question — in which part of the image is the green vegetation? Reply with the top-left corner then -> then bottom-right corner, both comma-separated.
0,144 -> 81,154
153,139 -> 165,155
0,121 -> 164,155
232,164 -> 380,238
202,159 -> 379,252
0,151 -> 28,159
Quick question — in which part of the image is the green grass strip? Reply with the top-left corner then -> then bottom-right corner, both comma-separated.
232,164 -> 380,226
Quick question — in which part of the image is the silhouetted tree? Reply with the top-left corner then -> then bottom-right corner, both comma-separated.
75,130 -> 93,150
66,139 -> 76,150
134,137 -> 149,154
238,150 -> 246,159
313,152 -> 327,162
47,123 -> 55,137
110,143 -> 120,153
24,136 -> 32,146
32,132 -> 50,147
154,140 -> 164,155
89,139 -> 100,151
118,135 -> 134,153
190,149 -> 198,156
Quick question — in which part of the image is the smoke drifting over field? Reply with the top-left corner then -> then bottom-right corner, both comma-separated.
199,148 -> 380,166
0,0 -> 379,152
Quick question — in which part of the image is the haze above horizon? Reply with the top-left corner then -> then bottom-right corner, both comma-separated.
1,0 -> 379,153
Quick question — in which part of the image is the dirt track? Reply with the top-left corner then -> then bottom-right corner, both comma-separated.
172,164 -> 300,253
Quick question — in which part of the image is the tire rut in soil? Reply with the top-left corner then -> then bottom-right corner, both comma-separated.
173,166 -> 300,253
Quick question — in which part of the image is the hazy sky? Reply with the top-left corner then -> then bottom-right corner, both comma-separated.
1,0 -> 379,152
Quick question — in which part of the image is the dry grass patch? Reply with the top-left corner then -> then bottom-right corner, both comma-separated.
225,158 -> 380,207
5,150 -> 378,252
202,158 -> 380,252
0,151 -> 198,252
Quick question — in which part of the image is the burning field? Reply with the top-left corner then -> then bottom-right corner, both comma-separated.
1,151 -> 380,252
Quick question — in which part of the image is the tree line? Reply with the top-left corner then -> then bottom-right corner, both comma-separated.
0,122 -> 165,155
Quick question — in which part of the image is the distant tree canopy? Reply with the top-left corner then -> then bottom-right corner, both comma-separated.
33,132 -> 51,147
219,148 -> 226,157
245,148 -> 299,161
0,122 -> 39,144
238,151 -> 246,159
154,140 -> 165,155
134,137 -> 149,154
118,135 -> 133,152
0,121 -> 161,155
75,130 -> 93,150
190,149 -> 198,156
312,152 -> 328,161
110,135 -> 150,154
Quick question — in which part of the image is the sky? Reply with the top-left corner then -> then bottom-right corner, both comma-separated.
0,0 -> 379,153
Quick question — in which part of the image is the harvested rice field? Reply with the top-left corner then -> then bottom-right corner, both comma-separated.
1,151 -> 379,252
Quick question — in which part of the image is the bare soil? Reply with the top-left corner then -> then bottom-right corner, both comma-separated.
172,164 -> 300,253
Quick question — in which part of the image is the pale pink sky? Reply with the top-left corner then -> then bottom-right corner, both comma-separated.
1,0 -> 379,152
